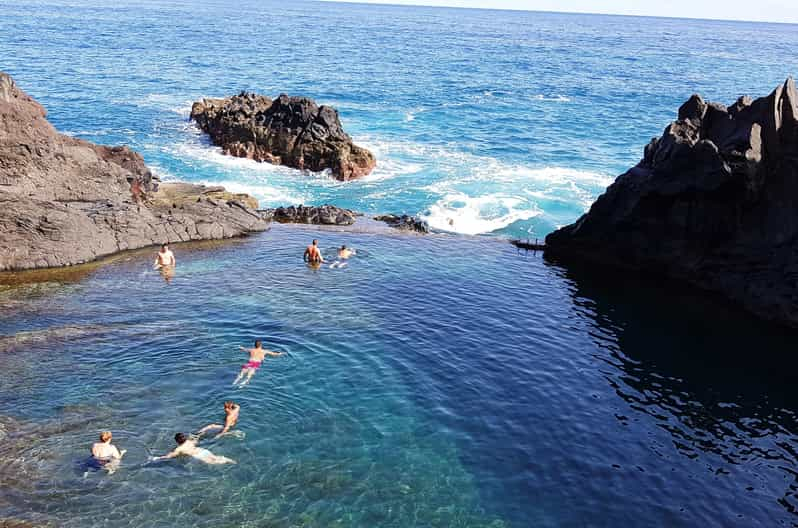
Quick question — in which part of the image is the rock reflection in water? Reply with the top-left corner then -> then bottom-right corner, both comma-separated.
557,260 -> 798,519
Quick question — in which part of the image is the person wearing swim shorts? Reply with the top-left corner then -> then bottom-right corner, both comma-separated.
91,431 -> 126,474
304,239 -> 324,264
152,433 -> 235,465
197,401 -> 240,439
233,340 -> 283,387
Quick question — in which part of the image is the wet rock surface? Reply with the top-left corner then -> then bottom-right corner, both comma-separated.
0,72 -> 269,271
374,214 -> 430,233
546,78 -> 798,327
262,205 -> 358,225
190,92 -> 376,181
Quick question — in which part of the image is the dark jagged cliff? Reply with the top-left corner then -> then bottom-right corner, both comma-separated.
0,73 -> 268,271
190,92 -> 376,181
546,78 -> 798,327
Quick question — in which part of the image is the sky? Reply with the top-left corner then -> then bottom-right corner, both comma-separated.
324,0 -> 798,23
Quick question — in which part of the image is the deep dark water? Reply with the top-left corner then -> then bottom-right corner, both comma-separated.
1,226 -> 795,527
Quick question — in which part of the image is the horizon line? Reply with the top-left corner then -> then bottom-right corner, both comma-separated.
318,0 -> 798,25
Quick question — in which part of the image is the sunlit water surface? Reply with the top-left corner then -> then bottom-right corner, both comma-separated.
1,226 -> 797,527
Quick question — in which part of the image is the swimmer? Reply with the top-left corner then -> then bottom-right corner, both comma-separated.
233,340 -> 284,387
197,401 -> 240,439
91,431 -> 126,474
151,433 -> 235,465
303,239 -> 324,264
337,245 -> 356,259
154,243 -> 176,269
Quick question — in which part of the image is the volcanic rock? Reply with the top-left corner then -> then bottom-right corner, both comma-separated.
190,92 -> 376,181
546,78 -> 798,327
0,72 -> 268,272
374,214 -> 430,233
262,205 -> 358,225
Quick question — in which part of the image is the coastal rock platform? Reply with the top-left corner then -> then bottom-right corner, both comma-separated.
0,72 -> 269,272
546,78 -> 798,327
190,92 -> 376,181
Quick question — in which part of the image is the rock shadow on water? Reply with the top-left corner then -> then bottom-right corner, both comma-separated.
547,256 -> 798,521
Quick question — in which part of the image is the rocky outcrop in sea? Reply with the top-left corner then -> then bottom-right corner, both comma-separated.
546,78 -> 798,327
374,214 -> 430,233
263,205 -> 358,225
0,72 -> 269,271
190,92 -> 376,181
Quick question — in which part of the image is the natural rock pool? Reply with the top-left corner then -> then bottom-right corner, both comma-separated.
1,225 -> 796,527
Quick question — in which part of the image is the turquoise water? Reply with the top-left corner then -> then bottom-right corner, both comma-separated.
2,1 -> 798,526
1,0 -> 797,237
1,226 -> 798,527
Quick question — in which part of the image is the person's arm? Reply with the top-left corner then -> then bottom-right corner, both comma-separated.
265,349 -> 283,357
303,248 -> 310,262
170,254 -> 176,266
111,445 -> 126,459
152,448 -> 180,461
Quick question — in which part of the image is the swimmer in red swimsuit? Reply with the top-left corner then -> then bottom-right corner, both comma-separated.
233,340 -> 283,387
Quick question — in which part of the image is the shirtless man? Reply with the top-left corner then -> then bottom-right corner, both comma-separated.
233,340 -> 283,387
303,239 -> 324,264
337,245 -> 355,259
151,433 -> 235,465
197,401 -> 240,439
154,243 -> 176,269
91,431 -> 126,474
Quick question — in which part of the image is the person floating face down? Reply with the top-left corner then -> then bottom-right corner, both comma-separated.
304,239 -> 324,264
91,431 -> 126,474
152,433 -> 235,465
233,340 -> 284,387
197,401 -> 240,439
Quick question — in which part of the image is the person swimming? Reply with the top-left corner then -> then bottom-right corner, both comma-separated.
337,245 -> 355,259
151,433 -> 235,465
91,431 -> 126,474
233,340 -> 284,387
303,239 -> 324,264
197,401 -> 240,439
154,243 -> 176,269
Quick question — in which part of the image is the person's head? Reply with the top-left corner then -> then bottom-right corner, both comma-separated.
175,432 -> 188,445
161,243 -> 168,252
99,431 -> 112,443
224,401 -> 236,411
312,239 -> 318,246
341,245 -> 347,250
254,340 -> 262,349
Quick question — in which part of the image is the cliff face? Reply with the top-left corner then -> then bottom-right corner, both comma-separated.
190,92 -> 376,181
546,78 -> 798,327
0,73 -> 268,271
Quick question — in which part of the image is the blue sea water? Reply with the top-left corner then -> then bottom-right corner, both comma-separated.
1,0 -> 797,237
2,1 -> 798,527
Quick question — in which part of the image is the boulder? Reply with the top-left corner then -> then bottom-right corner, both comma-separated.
0,72 -> 269,272
546,78 -> 798,327
190,92 -> 376,181
262,205 -> 358,225
374,214 -> 430,233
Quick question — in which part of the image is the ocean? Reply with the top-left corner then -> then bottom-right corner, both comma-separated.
1,1 -> 798,527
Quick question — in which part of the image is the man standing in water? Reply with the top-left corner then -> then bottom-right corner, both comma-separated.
233,340 -> 284,387
303,239 -> 324,264
154,243 -> 176,269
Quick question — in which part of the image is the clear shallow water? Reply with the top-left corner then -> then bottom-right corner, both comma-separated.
1,0 -> 797,237
1,226 -> 797,527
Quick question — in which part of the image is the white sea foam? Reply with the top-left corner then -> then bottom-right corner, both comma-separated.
421,193 -> 542,235
533,94 -> 571,103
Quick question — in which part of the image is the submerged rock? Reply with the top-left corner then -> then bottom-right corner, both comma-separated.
263,205 -> 358,225
190,92 -> 376,181
546,78 -> 798,327
0,72 -> 269,271
374,214 -> 430,233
